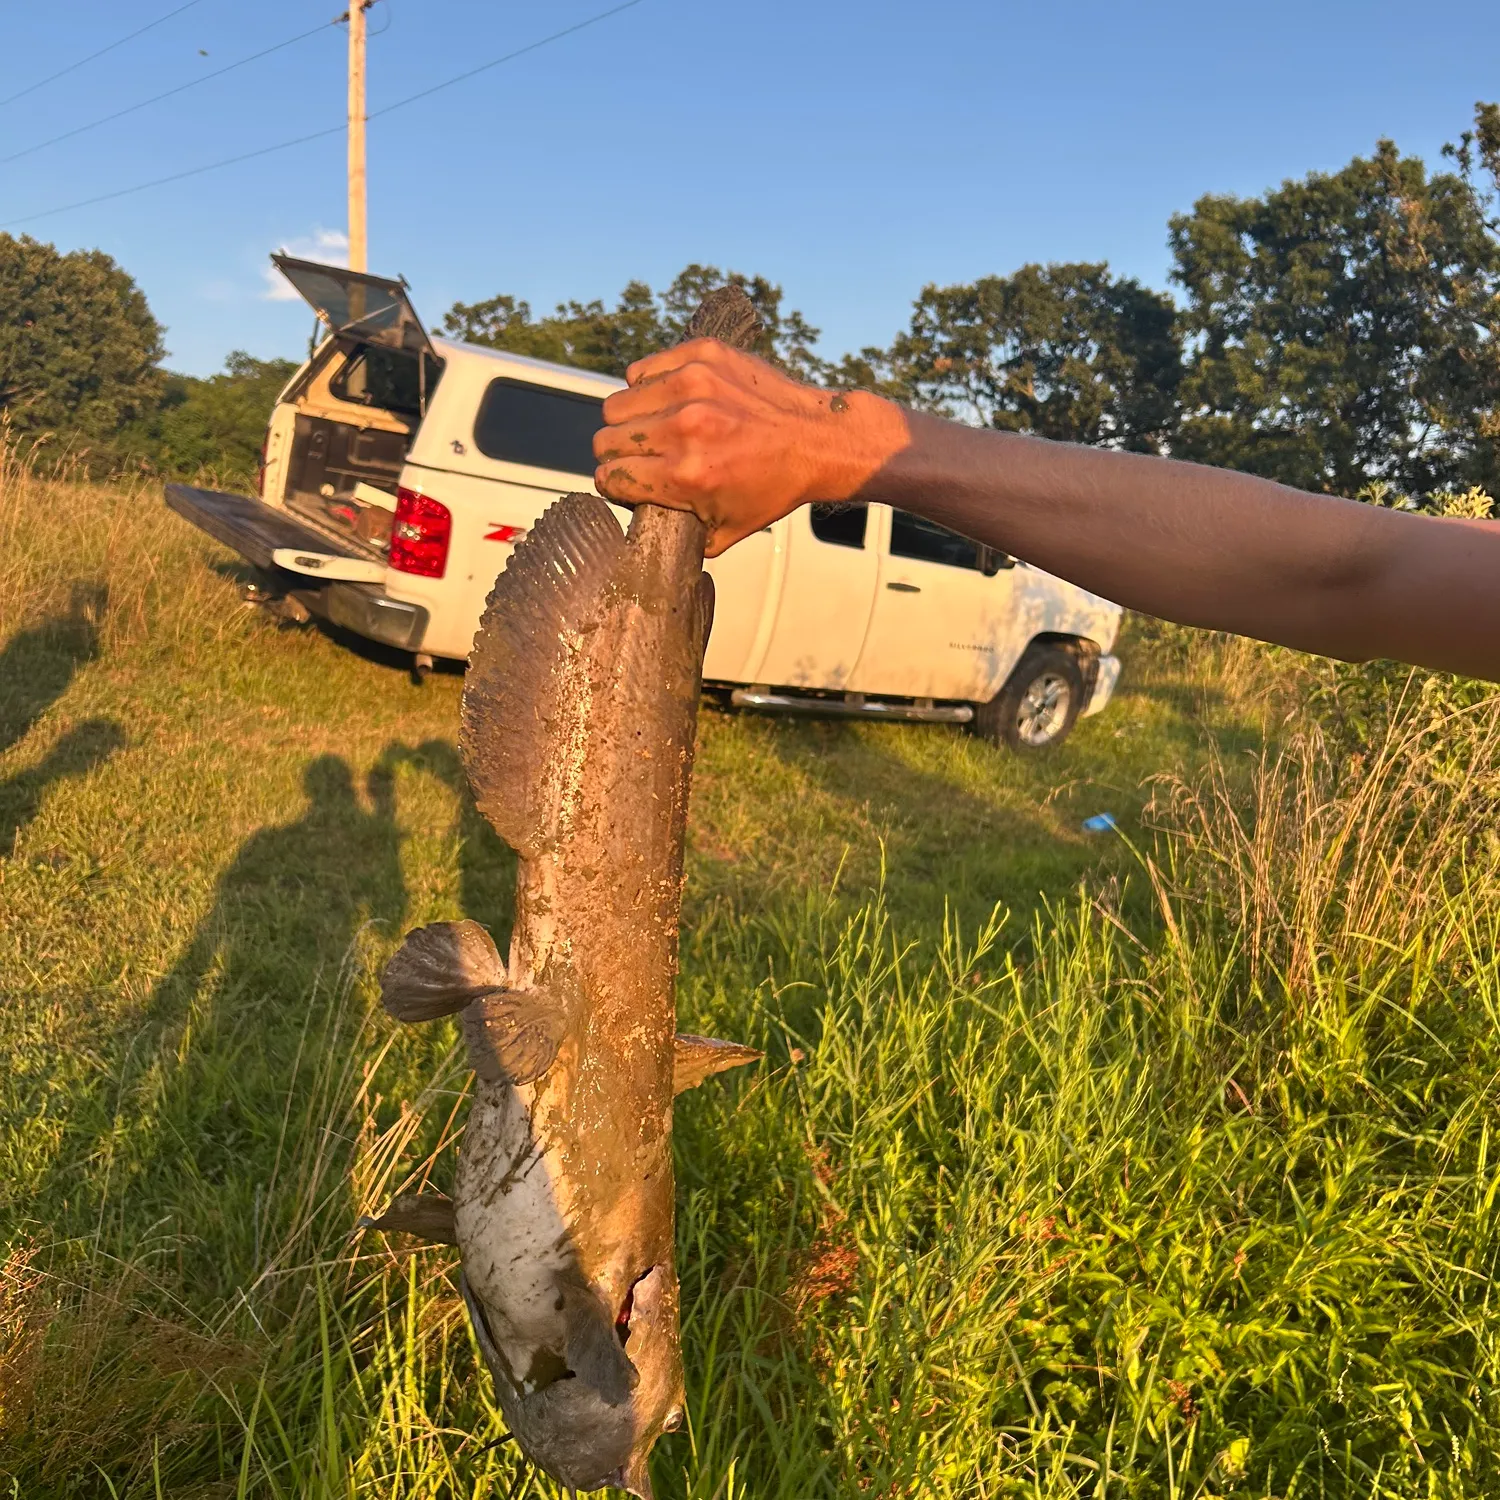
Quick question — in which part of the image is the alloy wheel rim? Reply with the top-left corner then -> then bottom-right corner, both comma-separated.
1016,672 -> 1071,746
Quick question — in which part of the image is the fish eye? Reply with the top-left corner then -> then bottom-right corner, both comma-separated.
663,1408 -> 684,1433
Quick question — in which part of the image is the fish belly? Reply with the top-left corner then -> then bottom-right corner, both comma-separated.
454,1081 -> 575,1377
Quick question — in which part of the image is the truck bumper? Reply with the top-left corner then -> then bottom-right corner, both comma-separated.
164,483 -> 429,654
310,582 -> 429,652
1080,654 -> 1121,718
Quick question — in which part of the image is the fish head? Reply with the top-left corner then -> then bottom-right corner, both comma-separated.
460,1266 -> 684,1496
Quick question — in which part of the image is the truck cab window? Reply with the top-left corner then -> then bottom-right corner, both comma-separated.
473,379 -> 604,475
333,348 -> 441,416
810,502 -> 868,548
890,510 -> 982,570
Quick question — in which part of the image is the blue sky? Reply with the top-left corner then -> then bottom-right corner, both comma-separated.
3,0 -> 1495,376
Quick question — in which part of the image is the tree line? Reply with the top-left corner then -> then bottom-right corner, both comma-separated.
3,103 -> 1497,503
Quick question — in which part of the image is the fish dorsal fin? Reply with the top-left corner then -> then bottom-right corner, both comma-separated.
462,494 -> 628,859
673,1033 -> 762,1094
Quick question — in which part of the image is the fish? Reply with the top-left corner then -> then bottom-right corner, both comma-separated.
366,289 -> 765,1496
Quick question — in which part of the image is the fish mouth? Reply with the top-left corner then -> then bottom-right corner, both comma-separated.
607,1461 -> 655,1499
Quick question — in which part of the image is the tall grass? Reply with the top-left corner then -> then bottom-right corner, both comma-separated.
5,446 -> 1500,1496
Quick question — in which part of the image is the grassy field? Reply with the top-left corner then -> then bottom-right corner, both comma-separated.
4,450 -> 1500,1498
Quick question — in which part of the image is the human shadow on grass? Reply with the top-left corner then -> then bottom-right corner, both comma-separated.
373,738 -> 518,943
47,754 -> 410,1286
0,581 -> 108,754
0,718 -> 126,858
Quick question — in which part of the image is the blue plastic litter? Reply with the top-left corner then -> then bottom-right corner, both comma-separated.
1081,813 -> 1118,833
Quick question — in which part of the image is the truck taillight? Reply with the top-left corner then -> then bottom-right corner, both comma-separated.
389,488 -> 452,577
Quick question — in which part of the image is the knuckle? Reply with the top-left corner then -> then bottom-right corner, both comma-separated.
675,451 -> 709,491
625,352 -> 665,385
677,360 -> 722,400
673,400 -> 714,439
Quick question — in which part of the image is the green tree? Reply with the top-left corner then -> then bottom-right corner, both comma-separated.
1170,108 -> 1500,497
441,264 -> 825,381
440,280 -> 663,376
878,262 -> 1182,451
120,352 -> 299,482
0,233 -> 165,441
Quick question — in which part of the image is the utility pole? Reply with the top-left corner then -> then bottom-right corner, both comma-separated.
347,0 -> 369,274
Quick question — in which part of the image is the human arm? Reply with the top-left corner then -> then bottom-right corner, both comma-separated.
593,339 -> 1500,682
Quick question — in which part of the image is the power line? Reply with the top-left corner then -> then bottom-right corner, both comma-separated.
4,128 -> 349,230
0,0 -> 212,110
1,18 -> 340,167
2,0 -> 647,230
370,0 -> 643,117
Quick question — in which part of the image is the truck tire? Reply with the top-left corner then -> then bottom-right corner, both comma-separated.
975,643 -> 1085,751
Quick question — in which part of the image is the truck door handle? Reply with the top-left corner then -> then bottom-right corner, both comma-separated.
886,581 -> 921,593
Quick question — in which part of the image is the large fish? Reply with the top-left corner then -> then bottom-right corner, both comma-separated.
365,289 -> 763,1496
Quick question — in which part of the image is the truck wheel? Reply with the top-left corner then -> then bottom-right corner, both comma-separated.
976,643 -> 1084,751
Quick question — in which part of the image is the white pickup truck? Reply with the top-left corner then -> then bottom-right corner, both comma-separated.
166,257 -> 1122,750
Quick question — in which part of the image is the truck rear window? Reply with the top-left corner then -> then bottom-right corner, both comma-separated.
332,347 -> 442,416
810,503 -> 868,548
474,379 -> 604,475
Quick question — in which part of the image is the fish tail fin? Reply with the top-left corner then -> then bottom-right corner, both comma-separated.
461,494 -> 627,858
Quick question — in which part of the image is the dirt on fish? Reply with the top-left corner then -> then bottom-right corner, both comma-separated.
367,290 -> 764,1496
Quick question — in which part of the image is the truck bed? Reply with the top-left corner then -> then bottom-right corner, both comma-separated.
165,484 -> 368,572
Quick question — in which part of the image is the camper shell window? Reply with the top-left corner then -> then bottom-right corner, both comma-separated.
331,347 -> 442,416
474,379 -> 604,475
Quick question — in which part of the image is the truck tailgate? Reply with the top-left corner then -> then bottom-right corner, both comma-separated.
165,483 -> 370,571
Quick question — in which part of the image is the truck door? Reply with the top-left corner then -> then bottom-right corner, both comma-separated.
703,526 -> 777,683
748,503 -> 880,690
847,508 -> 1015,702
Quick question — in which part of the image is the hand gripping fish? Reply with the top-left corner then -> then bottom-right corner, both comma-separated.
365,288 -> 764,1496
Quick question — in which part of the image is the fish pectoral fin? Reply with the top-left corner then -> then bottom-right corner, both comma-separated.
381,920 -> 505,1022
558,1281 -> 638,1407
461,493 -> 628,859
358,1190 -> 458,1245
673,1032 -> 763,1094
463,989 -> 568,1086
